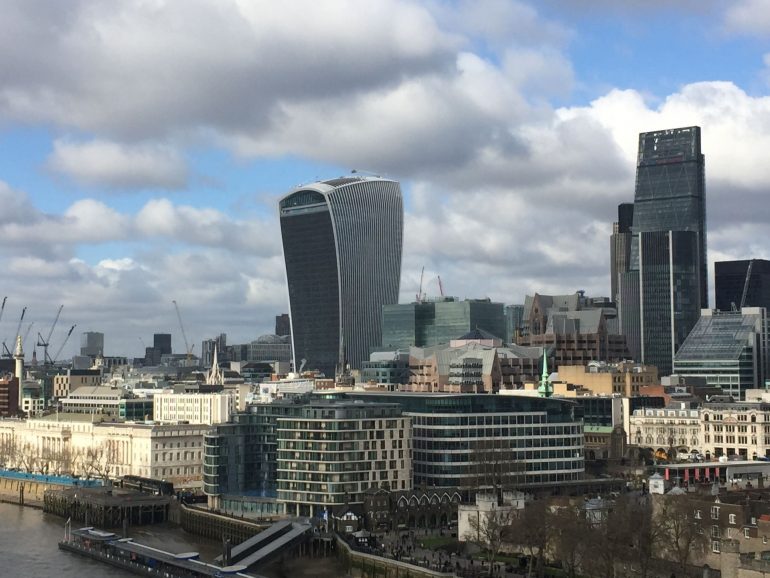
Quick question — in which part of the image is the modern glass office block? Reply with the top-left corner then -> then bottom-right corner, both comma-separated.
280,177 -> 403,376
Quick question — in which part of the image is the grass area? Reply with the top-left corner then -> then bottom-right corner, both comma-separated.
420,536 -> 459,550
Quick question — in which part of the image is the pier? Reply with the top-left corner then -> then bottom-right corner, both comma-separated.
59,526 -> 265,577
44,486 -> 170,527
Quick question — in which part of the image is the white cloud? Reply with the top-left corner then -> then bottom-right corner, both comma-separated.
48,139 -> 188,190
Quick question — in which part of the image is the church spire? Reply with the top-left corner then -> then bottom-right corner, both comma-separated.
206,344 -> 224,385
537,348 -> 553,398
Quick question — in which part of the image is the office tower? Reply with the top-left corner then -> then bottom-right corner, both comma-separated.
505,304 -> 525,343
153,333 -> 172,356
617,126 -> 707,375
381,298 -> 506,350
715,259 -> 770,312
201,333 -> 227,368
279,176 -> 403,377
80,331 -> 104,357
633,126 -> 707,305
674,307 -> 769,400
274,314 -> 291,337
610,203 -> 634,302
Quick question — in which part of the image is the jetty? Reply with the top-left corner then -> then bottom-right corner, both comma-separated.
59,525 -> 266,578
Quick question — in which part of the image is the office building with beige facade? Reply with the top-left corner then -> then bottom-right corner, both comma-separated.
557,361 -> 658,396
0,415 -> 209,488
153,392 -> 233,425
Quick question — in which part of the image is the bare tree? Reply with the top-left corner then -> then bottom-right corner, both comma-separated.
581,501 -> 629,578
15,442 -> 36,473
509,499 -> 551,578
655,495 -> 708,574
0,433 -> 18,468
464,503 -> 516,576
550,505 -> 589,578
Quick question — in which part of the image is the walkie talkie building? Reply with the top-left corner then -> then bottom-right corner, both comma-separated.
279,176 -> 403,377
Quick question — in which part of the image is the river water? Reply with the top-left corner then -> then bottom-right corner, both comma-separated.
0,503 -> 345,578
0,502 -> 221,577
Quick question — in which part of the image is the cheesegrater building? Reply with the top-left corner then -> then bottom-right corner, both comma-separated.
279,177 -> 403,377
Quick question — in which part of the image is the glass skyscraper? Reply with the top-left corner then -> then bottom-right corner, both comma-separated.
673,307 -> 769,400
633,126 -> 707,305
617,126 -> 707,376
279,177 -> 403,377
715,259 -> 770,312
380,298 -> 506,349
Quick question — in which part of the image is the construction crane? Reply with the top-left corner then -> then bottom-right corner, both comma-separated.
437,275 -> 445,298
172,300 -> 194,360
37,304 -> 63,364
52,325 -> 76,364
10,306 -> 26,354
740,259 -> 756,310
416,266 -> 425,303
0,297 -> 7,358
22,322 -> 34,350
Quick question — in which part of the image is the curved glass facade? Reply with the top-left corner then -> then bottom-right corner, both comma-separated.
342,392 -> 585,492
280,178 -> 403,376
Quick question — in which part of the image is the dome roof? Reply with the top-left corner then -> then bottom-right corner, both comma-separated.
256,334 -> 284,344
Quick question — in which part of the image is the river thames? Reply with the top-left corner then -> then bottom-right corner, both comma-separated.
0,502 -> 225,577
0,502 -> 345,577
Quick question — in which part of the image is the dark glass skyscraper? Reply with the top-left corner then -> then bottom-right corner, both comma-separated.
617,127 -> 707,376
633,126 -> 707,305
279,177 -> 403,377
610,202 -> 634,302
715,259 -> 770,312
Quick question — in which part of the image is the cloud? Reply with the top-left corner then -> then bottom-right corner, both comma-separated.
724,0 -> 770,36
48,139 -> 189,190
0,0 -> 458,140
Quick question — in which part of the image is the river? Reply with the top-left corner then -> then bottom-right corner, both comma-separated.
0,502 -> 345,577
0,502 -> 221,577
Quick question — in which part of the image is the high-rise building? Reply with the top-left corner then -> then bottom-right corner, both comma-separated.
617,126 -> 707,376
80,331 -> 104,357
275,314 -> 291,337
381,298 -> 506,350
673,307 -> 770,401
153,333 -> 172,356
715,259 -> 770,312
279,176 -> 403,377
610,203 -> 634,302
632,126 -> 707,304
201,334 -> 227,368
505,304 -> 525,343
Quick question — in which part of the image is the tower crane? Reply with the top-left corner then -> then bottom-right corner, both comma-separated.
172,300 -> 194,360
37,304 -> 63,365
740,259 -> 756,310
15,307 -> 26,341
52,325 -> 76,364
22,322 -> 34,350
0,297 -> 7,358
416,266 -> 425,303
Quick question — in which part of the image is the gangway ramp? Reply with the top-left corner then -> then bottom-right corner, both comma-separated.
218,520 -> 312,568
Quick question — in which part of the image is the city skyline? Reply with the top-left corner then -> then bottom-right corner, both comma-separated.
3,1 -> 770,358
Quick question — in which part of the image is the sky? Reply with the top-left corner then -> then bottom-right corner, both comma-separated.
3,0 -> 770,360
